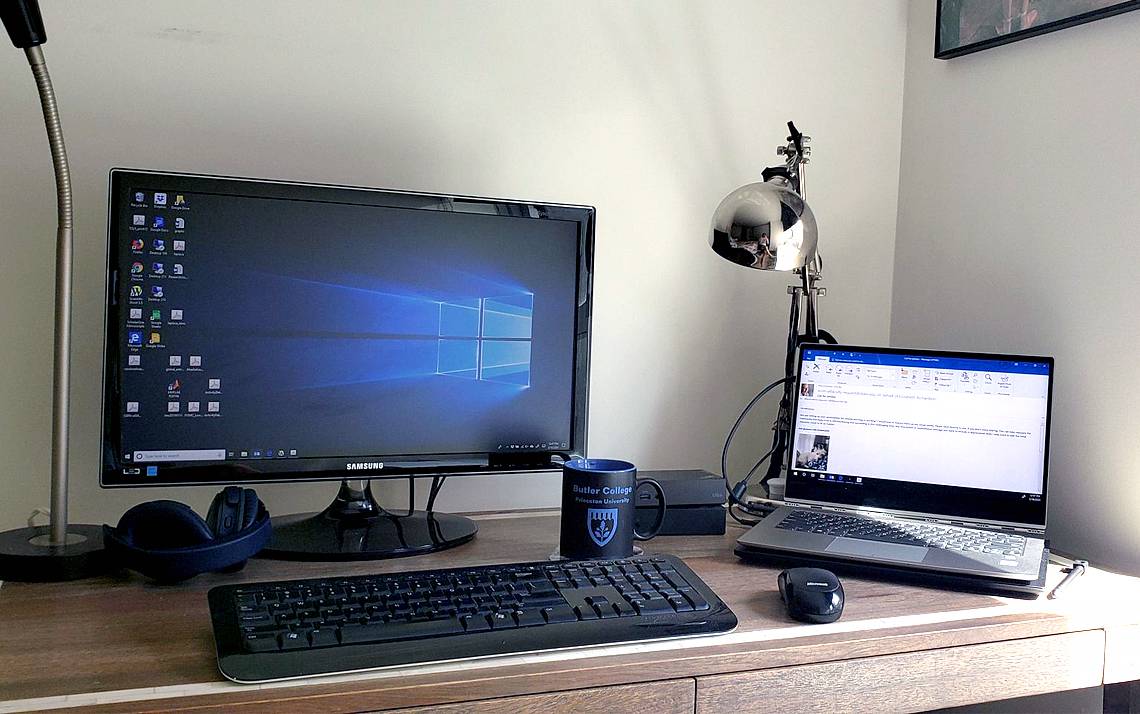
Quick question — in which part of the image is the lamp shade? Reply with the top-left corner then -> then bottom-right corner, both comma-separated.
709,178 -> 817,271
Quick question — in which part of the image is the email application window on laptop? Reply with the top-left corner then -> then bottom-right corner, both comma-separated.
786,345 -> 1053,531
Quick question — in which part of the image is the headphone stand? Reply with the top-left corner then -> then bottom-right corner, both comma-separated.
259,479 -> 478,561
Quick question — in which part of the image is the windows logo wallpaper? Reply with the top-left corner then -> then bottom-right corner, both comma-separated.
437,294 -> 534,386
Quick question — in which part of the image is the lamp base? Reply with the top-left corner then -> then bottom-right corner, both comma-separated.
0,524 -> 107,582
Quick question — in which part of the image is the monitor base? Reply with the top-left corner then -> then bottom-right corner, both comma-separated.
0,524 -> 107,582
259,479 -> 478,561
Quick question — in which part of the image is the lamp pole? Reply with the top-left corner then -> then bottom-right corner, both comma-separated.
0,0 -> 106,580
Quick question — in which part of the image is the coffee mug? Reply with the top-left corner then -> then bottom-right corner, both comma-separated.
559,458 -> 666,560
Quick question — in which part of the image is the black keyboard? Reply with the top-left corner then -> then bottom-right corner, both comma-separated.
209,554 -> 737,682
776,510 -> 1026,557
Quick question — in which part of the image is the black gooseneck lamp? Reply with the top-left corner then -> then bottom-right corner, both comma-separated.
0,0 -> 107,580
710,122 -> 837,506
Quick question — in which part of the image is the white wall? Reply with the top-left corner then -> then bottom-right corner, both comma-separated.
0,0 -> 906,530
894,2 -> 1140,574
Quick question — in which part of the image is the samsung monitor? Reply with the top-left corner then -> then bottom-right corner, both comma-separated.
101,169 -> 593,559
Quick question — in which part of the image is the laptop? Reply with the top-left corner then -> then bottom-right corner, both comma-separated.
737,344 -> 1053,581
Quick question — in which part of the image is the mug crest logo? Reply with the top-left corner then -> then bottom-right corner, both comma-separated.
587,508 -> 618,547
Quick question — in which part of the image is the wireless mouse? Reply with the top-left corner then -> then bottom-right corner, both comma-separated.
778,567 -> 844,623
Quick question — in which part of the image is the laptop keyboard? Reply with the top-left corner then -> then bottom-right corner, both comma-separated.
776,510 -> 1026,558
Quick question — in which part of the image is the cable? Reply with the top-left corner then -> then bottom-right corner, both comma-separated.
426,476 -> 448,513
721,376 -> 796,510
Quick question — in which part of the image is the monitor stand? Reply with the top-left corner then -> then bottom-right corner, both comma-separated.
259,479 -> 478,561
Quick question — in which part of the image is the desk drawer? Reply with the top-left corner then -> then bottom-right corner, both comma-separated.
696,630 -> 1104,714
1105,624 -> 1140,683
387,678 -> 696,714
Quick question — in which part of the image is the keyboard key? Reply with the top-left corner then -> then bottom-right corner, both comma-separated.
340,617 -> 463,644
574,605 -> 599,620
243,633 -> 279,652
677,588 -> 710,611
461,614 -> 492,632
279,631 -> 308,650
489,612 -> 517,630
540,605 -> 578,624
632,597 -> 673,615
667,596 -> 693,612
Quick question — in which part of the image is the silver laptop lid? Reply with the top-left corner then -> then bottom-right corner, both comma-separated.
785,345 -> 1053,532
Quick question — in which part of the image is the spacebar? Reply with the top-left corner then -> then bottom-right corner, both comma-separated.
339,618 -> 464,644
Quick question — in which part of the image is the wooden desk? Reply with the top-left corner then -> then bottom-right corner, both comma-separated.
2,511 -> 1138,713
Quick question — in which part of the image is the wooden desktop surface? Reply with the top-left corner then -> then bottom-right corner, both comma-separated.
2,511 -> 1139,713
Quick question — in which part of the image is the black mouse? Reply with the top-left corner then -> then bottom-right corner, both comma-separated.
778,567 -> 844,623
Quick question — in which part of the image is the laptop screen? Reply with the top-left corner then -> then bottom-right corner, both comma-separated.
785,345 -> 1052,529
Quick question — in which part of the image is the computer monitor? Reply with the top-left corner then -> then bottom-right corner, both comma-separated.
101,169 -> 594,559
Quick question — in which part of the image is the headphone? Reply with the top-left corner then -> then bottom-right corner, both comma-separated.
103,486 -> 272,583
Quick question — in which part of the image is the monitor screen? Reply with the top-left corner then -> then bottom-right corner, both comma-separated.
785,344 -> 1052,528
101,170 -> 593,487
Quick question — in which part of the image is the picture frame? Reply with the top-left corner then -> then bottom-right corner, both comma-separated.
936,0 -> 1140,59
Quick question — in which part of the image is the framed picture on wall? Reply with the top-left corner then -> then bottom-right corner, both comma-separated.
936,0 -> 1140,59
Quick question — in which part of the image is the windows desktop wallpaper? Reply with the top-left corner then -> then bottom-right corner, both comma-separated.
116,191 -> 580,460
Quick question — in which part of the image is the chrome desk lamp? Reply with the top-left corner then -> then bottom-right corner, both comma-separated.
710,122 -> 835,499
0,0 -> 106,580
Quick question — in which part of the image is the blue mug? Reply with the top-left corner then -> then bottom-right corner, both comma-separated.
559,459 -> 666,560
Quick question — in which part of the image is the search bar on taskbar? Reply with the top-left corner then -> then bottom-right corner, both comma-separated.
133,449 -> 226,462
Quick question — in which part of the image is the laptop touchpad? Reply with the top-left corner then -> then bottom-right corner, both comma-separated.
825,537 -> 927,562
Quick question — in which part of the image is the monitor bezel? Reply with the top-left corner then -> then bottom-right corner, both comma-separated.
784,343 -> 1053,531
100,168 -> 594,488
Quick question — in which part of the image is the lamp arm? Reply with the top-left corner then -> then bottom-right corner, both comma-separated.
24,44 -> 74,546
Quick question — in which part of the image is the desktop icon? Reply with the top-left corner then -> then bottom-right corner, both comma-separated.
153,238 -> 165,251
167,401 -> 179,413
126,401 -> 139,414
167,378 -> 181,392
127,330 -> 143,346
152,262 -> 164,275
208,378 -> 221,390
152,216 -> 165,229
154,192 -> 167,206
172,263 -> 184,276
150,309 -> 161,321
172,239 -> 185,251
149,332 -> 161,345
127,354 -> 141,366
173,194 -> 186,207
134,191 -> 146,203
188,355 -> 202,367
130,262 -> 144,274
151,285 -> 164,298
169,355 -> 182,366
170,309 -> 183,321
130,238 -> 145,251
130,285 -> 143,298
146,465 -> 158,477
187,401 -> 200,413
129,308 -> 142,319
132,214 -> 145,226
174,217 -> 185,229
208,402 -> 220,413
